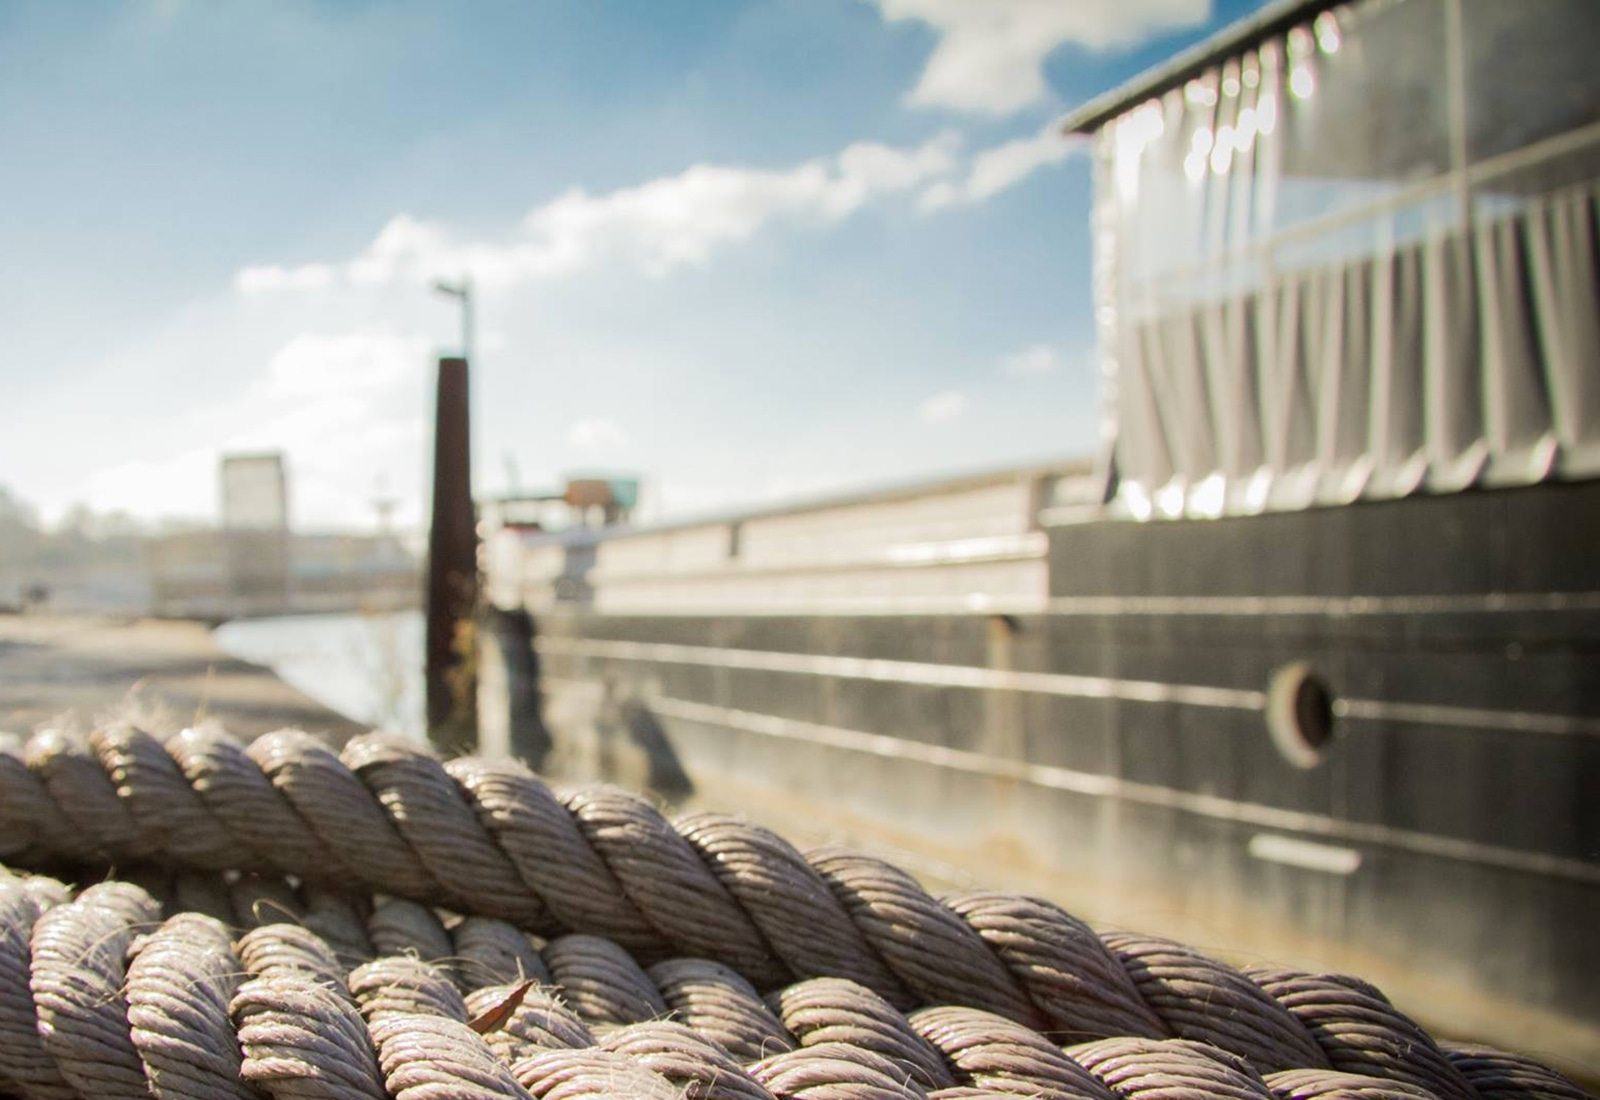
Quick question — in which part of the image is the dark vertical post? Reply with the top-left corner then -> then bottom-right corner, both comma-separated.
425,355 -> 478,753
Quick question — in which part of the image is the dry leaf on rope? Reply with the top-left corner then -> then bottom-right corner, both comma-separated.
468,978 -> 537,1034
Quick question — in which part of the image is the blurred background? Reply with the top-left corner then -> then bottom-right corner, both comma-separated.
0,0 -> 1230,736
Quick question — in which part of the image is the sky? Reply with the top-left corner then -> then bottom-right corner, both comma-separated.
0,0 -> 1268,531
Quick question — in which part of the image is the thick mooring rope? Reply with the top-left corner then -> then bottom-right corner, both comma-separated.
0,723 -> 1591,1100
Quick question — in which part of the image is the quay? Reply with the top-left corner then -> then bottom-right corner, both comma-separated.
0,613 -> 364,741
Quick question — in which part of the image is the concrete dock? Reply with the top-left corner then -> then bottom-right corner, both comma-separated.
0,613 -> 365,740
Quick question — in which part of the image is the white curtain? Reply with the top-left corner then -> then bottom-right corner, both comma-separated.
1095,0 -> 1600,517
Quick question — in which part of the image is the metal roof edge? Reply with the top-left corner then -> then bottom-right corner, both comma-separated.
1058,0 -> 1343,135
515,456 -> 1094,548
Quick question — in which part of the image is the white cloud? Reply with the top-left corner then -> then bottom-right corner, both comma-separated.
1000,343 -> 1059,376
919,123 -> 1082,211
918,389 -> 968,423
877,0 -> 1211,115
568,417 -> 629,451
235,262 -> 335,294
236,132 -> 963,294
84,447 -> 217,521
74,326 -> 433,529
265,329 -> 426,397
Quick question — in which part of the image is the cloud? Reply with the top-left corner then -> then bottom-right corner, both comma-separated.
236,132 -> 963,293
84,447 -> 217,522
234,262 -> 335,294
1000,343 -> 1059,375
264,328 -> 426,397
76,326 -> 433,529
918,123 -> 1082,211
918,389 -> 968,423
567,417 -> 629,451
877,0 -> 1211,115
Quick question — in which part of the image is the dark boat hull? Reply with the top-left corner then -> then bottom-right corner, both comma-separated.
483,478 -> 1599,1069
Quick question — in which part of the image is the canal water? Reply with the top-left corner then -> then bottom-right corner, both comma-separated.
212,610 -> 425,740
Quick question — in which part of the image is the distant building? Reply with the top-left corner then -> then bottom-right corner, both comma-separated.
145,453 -> 420,618
220,453 -> 291,606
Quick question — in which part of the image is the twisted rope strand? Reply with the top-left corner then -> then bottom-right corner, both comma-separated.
0,735 -> 100,869
167,728 -> 354,885
1441,1043 -> 1595,1100
342,737 -> 552,930
231,973 -> 387,1100
564,785 -> 787,986
446,758 -> 664,958
1264,1068 -> 1442,1098
1244,966 -> 1477,1100
677,813 -> 909,1006
92,726 -> 260,874
598,1019 -> 776,1100
28,880 -> 163,1099
909,1005 -> 1114,1099
773,978 -> 954,1091
125,912 -> 258,1099
465,982 -> 594,1065
1099,933 -> 1329,1074
650,957 -> 794,1062
25,730 -> 152,865
542,933 -> 668,1026
0,877 -> 76,1100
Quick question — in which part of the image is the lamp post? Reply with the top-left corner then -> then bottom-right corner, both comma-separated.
432,275 -> 474,363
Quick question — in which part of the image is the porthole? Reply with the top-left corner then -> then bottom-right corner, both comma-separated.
1266,662 -> 1335,768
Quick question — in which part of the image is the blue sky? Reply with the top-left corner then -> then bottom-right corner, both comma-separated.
0,0 -> 1266,529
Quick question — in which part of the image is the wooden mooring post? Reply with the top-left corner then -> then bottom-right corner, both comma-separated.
425,355 -> 478,753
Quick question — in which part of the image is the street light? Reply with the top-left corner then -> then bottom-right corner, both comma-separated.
432,275 -> 474,363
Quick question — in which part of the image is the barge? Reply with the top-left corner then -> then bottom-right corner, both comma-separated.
479,0 -> 1599,1072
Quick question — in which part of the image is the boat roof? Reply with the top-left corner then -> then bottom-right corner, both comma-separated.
1059,0 -> 1342,135
515,456 -> 1092,549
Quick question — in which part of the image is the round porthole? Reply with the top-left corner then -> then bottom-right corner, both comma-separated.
1266,662 -> 1334,768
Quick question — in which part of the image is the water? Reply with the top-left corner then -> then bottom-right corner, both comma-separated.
213,610 -> 425,740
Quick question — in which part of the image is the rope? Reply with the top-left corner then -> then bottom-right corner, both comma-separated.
1243,966 -> 1476,1099
464,983 -> 594,1064
749,1041 -> 929,1099
910,1004 -> 1113,1098
649,957 -> 793,1062
365,899 -> 455,977
1264,1068 -> 1440,1098
349,956 -> 468,1024
455,915 -> 552,991
1100,933 -> 1329,1073
0,878 -> 74,1100
372,1013 -> 529,1100
509,1046 -> 683,1098
1440,1043 -> 1596,1100
237,924 -> 349,995
125,912 -> 256,1099
773,978 -> 951,1090
28,881 -> 161,1098
542,933 -> 668,1026
0,724 -> 1590,1100
1067,1036 -> 1275,1098
598,1019 -> 776,1100
233,973 -> 386,1100
5,864 -> 1592,1100
677,813 -> 908,1003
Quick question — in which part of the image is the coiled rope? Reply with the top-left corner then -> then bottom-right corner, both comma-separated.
0,723 -> 1590,1100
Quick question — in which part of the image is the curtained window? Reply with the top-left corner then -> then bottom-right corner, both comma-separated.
1093,0 -> 1600,518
